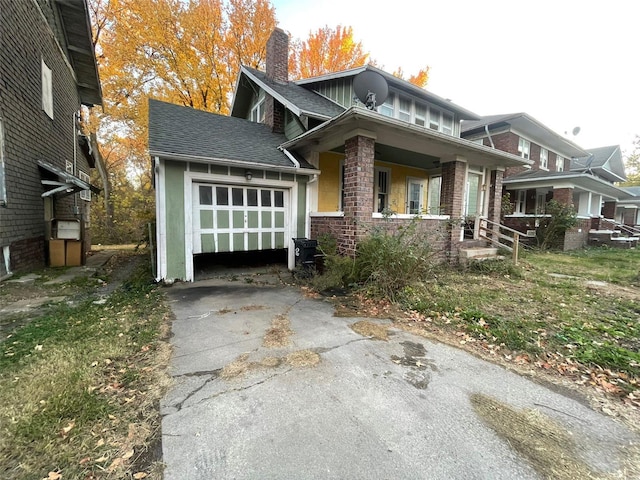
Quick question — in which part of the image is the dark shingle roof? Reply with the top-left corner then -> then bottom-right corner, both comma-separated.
243,67 -> 345,119
503,169 -> 580,182
148,99 -> 312,169
572,145 -> 618,169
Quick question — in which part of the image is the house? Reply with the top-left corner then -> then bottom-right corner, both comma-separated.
149,28 -> 533,282
461,114 -> 639,249
0,0 -> 102,278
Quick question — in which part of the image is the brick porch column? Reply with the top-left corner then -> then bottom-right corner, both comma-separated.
553,187 -> 574,207
623,208 -> 636,226
487,168 -> 505,225
340,134 -> 375,256
440,158 -> 466,260
602,201 -> 616,219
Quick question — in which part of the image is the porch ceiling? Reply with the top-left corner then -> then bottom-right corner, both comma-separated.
281,106 -> 532,169
504,173 -> 633,201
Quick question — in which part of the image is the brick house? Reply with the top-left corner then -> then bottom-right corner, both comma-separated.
0,0 -> 101,278
461,114 -> 639,249
150,28 -> 531,282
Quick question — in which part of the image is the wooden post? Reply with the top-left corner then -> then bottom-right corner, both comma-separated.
513,232 -> 520,265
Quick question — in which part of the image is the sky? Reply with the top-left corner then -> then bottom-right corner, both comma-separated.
272,0 -> 639,157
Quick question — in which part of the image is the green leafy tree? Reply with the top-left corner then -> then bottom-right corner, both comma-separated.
536,200 -> 578,250
621,135 -> 640,186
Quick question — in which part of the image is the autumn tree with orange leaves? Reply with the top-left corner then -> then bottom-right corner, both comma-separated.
289,25 -> 369,79
87,0 -> 277,242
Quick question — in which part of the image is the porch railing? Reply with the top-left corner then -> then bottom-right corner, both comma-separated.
474,217 -> 533,265
599,218 -> 640,237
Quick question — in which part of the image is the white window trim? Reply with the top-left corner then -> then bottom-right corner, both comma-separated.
406,177 -> 426,214
42,59 -> 54,119
374,167 -> 391,213
518,138 -> 530,159
515,190 -> 526,214
540,148 -> 548,170
79,170 -> 91,201
250,92 -> 265,123
556,154 -> 564,172
0,117 -> 6,207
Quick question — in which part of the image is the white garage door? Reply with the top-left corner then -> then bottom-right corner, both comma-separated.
192,183 -> 289,254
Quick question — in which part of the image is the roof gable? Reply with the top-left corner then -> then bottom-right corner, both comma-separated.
571,145 -> 626,182
231,66 -> 345,121
148,99 -> 308,169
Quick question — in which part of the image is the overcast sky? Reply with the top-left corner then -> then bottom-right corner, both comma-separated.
272,0 -> 639,157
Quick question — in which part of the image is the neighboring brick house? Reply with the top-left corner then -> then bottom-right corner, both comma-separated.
150,28 -> 531,282
0,0 -> 101,277
461,114 -> 638,249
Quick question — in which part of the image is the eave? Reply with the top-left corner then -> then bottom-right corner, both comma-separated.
504,172 -> 633,201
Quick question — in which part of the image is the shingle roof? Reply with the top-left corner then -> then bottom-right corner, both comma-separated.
243,67 -> 345,119
503,169 -> 580,182
461,113 -> 524,133
148,99 -> 312,169
623,186 -> 640,196
571,145 -> 626,181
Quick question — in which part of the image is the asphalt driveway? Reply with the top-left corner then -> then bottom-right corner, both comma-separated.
161,273 -> 638,479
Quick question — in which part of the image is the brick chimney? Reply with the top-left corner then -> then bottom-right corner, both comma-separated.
264,28 -> 288,133
266,28 -> 289,83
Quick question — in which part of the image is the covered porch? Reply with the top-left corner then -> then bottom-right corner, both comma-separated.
281,106 -> 530,260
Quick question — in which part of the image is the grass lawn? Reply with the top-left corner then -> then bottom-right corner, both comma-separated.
396,247 -> 640,406
0,251 -> 171,480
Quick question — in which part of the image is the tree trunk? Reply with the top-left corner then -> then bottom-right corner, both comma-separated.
90,132 -> 114,241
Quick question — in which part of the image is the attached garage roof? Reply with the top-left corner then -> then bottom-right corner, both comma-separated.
148,99 -> 314,170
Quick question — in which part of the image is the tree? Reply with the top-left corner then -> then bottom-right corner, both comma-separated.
289,25 -> 369,79
86,0 -> 277,243
392,66 -> 430,88
621,135 -> 640,186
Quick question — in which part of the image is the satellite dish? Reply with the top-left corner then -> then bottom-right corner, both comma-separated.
353,70 -> 389,110
572,126 -> 581,136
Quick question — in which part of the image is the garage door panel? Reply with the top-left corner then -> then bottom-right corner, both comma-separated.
201,234 -> 215,253
193,182 -> 289,255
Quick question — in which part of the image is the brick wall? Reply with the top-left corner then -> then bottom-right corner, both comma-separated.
602,201 -> 616,219
553,188 -> 574,206
623,209 -> 636,226
340,135 -> 375,255
0,0 -> 91,272
563,218 -> 590,251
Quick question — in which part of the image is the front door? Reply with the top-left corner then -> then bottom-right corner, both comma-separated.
406,177 -> 425,214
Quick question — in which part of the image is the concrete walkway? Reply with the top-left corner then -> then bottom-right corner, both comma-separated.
161,277 -> 638,480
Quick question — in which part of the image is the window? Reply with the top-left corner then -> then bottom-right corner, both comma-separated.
250,97 -> 265,123
0,117 -> 6,206
442,112 -> 454,136
536,192 -> 546,214
406,178 -> 424,214
556,155 -> 564,172
374,168 -> 390,213
398,96 -> 411,122
428,108 -> 440,131
515,190 -> 526,214
42,59 -> 53,119
79,170 -> 91,201
414,103 -> 426,127
66,160 -> 74,174
473,138 -> 485,145
379,93 -> 394,117
540,148 -> 548,169
427,176 -> 441,214
518,138 -> 530,159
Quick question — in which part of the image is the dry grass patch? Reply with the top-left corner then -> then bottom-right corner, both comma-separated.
350,320 -> 390,341
220,354 -> 251,380
263,314 -> 293,348
471,393 -> 596,480
286,350 -> 320,368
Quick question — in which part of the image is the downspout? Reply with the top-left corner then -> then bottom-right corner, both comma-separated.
484,125 -> 495,149
280,147 -> 300,168
73,112 -> 79,215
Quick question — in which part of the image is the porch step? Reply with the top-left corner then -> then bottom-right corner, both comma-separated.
459,247 -> 499,263
588,230 -> 638,249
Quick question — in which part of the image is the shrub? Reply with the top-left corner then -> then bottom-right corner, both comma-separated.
535,200 -> 578,250
354,220 -> 436,301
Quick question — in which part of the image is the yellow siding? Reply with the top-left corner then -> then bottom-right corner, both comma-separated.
318,152 -> 344,212
317,154 -> 430,214
375,161 -> 428,214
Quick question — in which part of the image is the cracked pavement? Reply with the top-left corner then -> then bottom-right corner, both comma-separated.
161,276 -> 639,479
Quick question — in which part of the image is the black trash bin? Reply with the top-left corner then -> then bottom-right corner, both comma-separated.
292,238 -> 318,266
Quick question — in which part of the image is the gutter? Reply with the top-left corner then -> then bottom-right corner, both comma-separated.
149,150 -> 321,175
279,147 -> 300,168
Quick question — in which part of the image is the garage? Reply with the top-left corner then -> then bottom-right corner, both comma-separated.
192,183 -> 288,254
